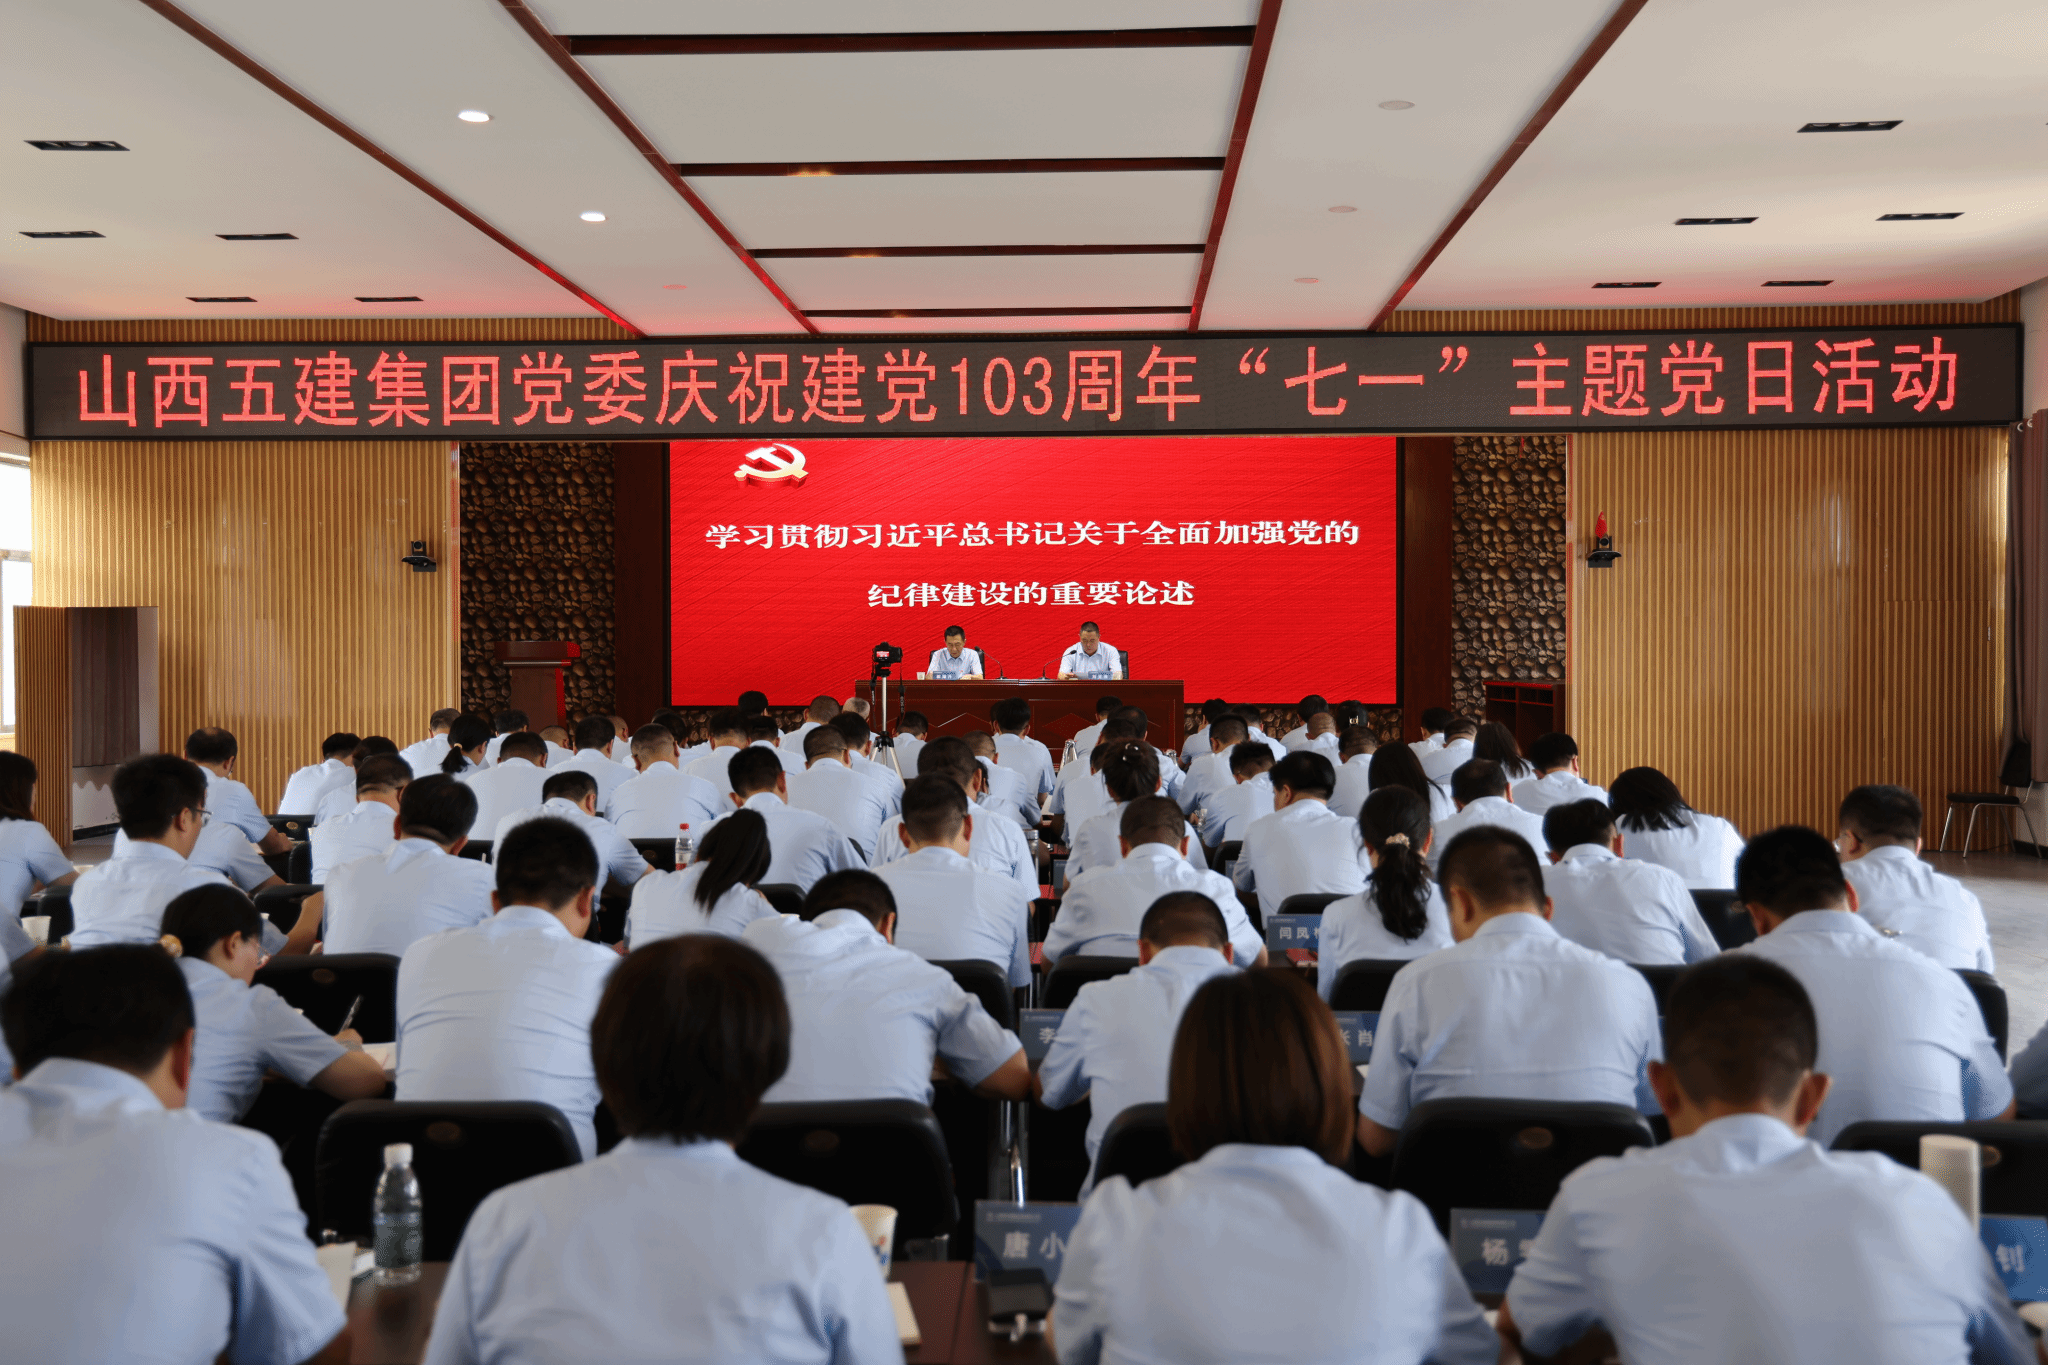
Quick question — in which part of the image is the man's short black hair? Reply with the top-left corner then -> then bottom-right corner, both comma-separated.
1445,716 -> 1480,740
113,753 -> 208,840
737,690 -> 769,716
1736,826 -> 1849,917
1839,784 -> 1923,845
1297,694 -> 1327,722
744,715 -> 782,744
541,769 -> 598,805
1120,795 -> 1185,848
1110,705 -> 1149,739
992,697 -> 1032,733
498,732 -> 547,764
161,883 -> 263,961
1450,758 -> 1508,805
829,712 -> 871,748
1528,732 -> 1580,771
1094,694 -> 1122,716
1418,706 -> 1456,734
1080,620 -> 1100,633
183,727 -> 238,765
399,774 -> 477,844
494,816 -> 599,911
492,710 -> 529,734
1438,827 -> 1546,912
1211,716 -> 1248,746
1270,751 -> 1336,800
1201,698 -> 1229,722
1228,741 -> 1275,778
943,625 -> 965,640
1102,744 -> 1161,803
354,754 -> 413,795
727,745 -> 784,797
803,869 -> 898,926
352,736 -> 400,763
652,710 -> 689,737
2,945 -> 194,1078
1339,726 -> 1377,760
320,731 -> 361,760
1139,891 -> 1228,949
429,708 -> 461,732
1098,718 -> 1140,744
804,725 -> 850,762
707,708 -> 745,740
896,711 -> 929,736
1665,956 -> 1818,1109
1543,798 -> 1616,854
574,715 -> 616,751
901,775 -> 969,844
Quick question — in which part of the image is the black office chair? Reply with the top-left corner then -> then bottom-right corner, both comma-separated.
631,839 -> 677,873
1958,969 -> 2009,1060
1043,954 -> 1136,1009
1391,1098 -> 1657,1232
24,884 -> 73,942
457,840 -> 491,863
1094,1102 -> 1182,1188
594,888 -> 631,946
267,814 -> 313,842
1210,839 -> 1242,875
1631,963 -> 1686,1015
1328,958 -> 1412,1012
1275,892 -> 1346,918
285,841 -> 313,885
253,883 -> 322,937
738,1101 -> 958,1258
1833,1121 -> 2048,1216
1027,1098 -> 1094,1204
253,953 -> 400,1042
934,958 -> 1016,1031
316,1100 -> 581,1261
756,883 -> 805,917
1236,890 -> 1265,938
1691,890 -> 1753,949
261,849 -> 294,882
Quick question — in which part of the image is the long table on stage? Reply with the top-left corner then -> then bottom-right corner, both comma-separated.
861,679 -> 1185,755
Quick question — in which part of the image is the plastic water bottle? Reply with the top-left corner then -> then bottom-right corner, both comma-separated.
674,824 -> 695,869
372,1142 -> 423,1284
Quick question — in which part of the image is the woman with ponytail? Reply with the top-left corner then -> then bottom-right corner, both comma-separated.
1367,741 -> 1454,823
1315,786 -> 1451,1001
624,808 -> 777,948
441,714 -> 493,777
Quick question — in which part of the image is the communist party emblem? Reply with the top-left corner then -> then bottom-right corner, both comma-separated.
734,443 -> 809,485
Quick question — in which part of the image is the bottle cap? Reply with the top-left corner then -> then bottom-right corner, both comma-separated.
384,1142 -> 412,1166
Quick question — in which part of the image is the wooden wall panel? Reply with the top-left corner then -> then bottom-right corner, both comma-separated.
13,606 -> 72,839
1570,426 -> 2008,846
29,440 -> 459,812
25,314 -> 631,344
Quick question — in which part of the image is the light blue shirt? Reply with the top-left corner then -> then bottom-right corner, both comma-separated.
0,1058 -> 346,1365
70,840 -> 229,948
495,797 -> 650,888
1316,882 -> 1454,1001
606,761 -> 726,840
320,837 -> 496,956
179,956 -> 346,1122
1233,799 -> 1368,917
1038,944 -> 1237,1178
927,645 -> 984,679
460,758 -> 548,846
1200,773 -> 1274,847
279,757 -> 348,814
625,862 -> 778,948
1360,913 -> 1662,1131
1059,641 -> 1121,680
1054,1143 -> 1493,1365
310,799 -> 399,882
708,792 -> 862,893
979,757 -> 1039,828
747,909 -> 1021,1104
204,768 -> 272,845
786,760 -> 895,859
875,846 -> 1033,987
1739,910 -> 2011,1146
0,816 -> 73,917
1065,801 -> 1209,880
555,748 -> 634,811
994,731 -> 1055,799
0,912 -> 35,1082
868,805 -> 1037,895
1507,1112 -> 2032,1365
1542,845 -> 1719,965
1427,795 -> 1549,870
395,905 -> 619,1159
892,733 -> 925,778
115,821 -> 276,893
425,1136 -> 901,1365
1509,769 -> 1610,815
1044,844 -> 1261,967
1844,844 -> 1995,973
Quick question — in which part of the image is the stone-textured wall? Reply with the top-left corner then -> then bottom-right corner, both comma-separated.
1451,435 -> 1569,716
459,443 -> 617,719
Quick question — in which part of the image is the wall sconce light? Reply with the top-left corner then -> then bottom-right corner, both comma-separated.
1587,513 -> 1621,569
401,541 -> 439,573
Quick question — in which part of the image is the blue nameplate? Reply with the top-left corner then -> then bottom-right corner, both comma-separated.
975,1201 -> 1084,1285
1983,1216 -> 2048,1301
1266,914 -> 1321,950
1019,1009 -> 1065,1062
1450,1209 -> 1545,1295
1330,1012 -> 1379,1063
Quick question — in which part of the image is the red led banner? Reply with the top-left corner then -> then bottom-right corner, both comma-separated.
668,434 -> 1399,702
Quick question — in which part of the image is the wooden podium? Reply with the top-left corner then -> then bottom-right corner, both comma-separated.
494,640 -> 580,728
860,679 -> 1184,754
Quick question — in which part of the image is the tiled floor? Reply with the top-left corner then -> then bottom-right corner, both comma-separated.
1940,848 -> 2048,1054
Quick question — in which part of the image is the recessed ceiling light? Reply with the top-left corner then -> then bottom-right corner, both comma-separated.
19,230 -> 103,238
1878,212 -> 1962,221
26,139 -> 126,151
188,296 -> 255,302
457,110 -> 491,123
580,211 -> 607,222
662,283 -> 689,290
216,232 -> 297,240
356,296 -> 423,302
1378,100 -> 1414,110
1327,205 -> 1357,214
1799,120 -> 1901,133
1294,276 -> 1320,284
1675,217 -> 1757,226
1593,281 -> 1660,289
1763,280 -> 1832,287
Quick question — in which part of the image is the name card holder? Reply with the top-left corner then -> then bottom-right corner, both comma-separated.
1019,1009 -> 1066,1062
1329,1012 -> 1379,1064
975,1201 -> 1084,1285
1450,1209 -> 1546,1296
1983,1216 -> 2048,1301
1265,914 -> 1321,951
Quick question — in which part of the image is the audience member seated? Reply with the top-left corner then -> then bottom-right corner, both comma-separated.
1369,741 -> 1455,823
828,712 -> 906,799
1328,725 -> 1379,818
1418,715 -> 1477,782
625,809 -> 777,948
160,884 -> 385,1122
495,770 -> 650,894
483,708 -> 528,766
867,738 -> 1036,893
1427,759 -> 1547,870
1111,705 -> 1184,802
1052,724 -> 1129,830
632,712 -> 677,765
1542,798 -> 1718,965
1233,752 -> 1367,919
185,727 -> 293,855
537,725 -> 573,767
301,775 -> 494,956
778,694 -> 838,757
1412,706 -> 1455,758
745,715 -> 806,777
1071,693 -> 1121,758
461,731 -> 549,840
312,736 -> 401,825
1038,892 -> 1244,1190
1837,783 -> 1994,972
279,730 -> 359,813
552,715 -> 635,811
1301,711 -> 1341,756
608,723 -> 725,841
398,708 -> 460,778
993,696 -> 1056,808
1067,746 -> 1208,879
1178,714 -> 1249,813
113,812 -> 283,908
309,753 -> 411,882
1279,693 -> 1328,752
420,935 -> 899,1364
965,729 -> 1036,828
1357,827 -> 1661,1157
892,710 -> 928,779
1471,720 -> 1534,784
682,708 -> 748,788
1607,765 -> 1745,888
1499,955 -> 2031,1364
394,818 -> 618,1158
1733,825 -> 2009,1146
1198,741 -> 1276,850
874,777 -> 1032,987
712,747 -> 861,893
0,753 -> 76,918
72,754 -> 228,948
0,946 -> 351,1363
1509,731 -> 1609,815
786,724 -> 893,857
1179,697 -> 1230,767
745,869 -> 1028,1106
1316,787 -> 1453,1001
1052,966 -> 1493,1365
1047,798 -> 1264,967
437,713 -> 493,778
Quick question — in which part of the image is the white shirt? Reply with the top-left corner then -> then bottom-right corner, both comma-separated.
321,838 -> 497,957
1047,844 -> 1262,966
1179,724 -> 1211,764
683,745 -> 743,790
751,738 -> 806,776
179,956 -> 345,1122
607,761 -> 726,841
625,862 -> 777,948
994,731 -> 1056,800
311,779 -> 361,826
70,840 -> 228,947
113,822 -> 275,894
1428,795 -> 1548,869
1054,1143 -> 1494,1365
396,905 -> 619,1159
0,1059 -> 347,1365
0,816 -> 71,918
1510,769 -> 1609,816
1414,733 -> 1445,757
399,734 -> 451,779
1329,753 -> 1375,819
1619,813 -> 1744,889
1844,845 -> 1995,973
309,799 -> 398,882
495,798 -> 650,889
1418,737 -> 1474,782
203,768 -> 272,845
875,846 -> 1033,987
926,645 -> 984,679
1201,773 -> 1275,848
747,909 -> 1022,1105
1315,883 -> 1455,1001
979,757 -> 1037,828
553,748 -> 634,811
891,733 -> 926,777
1542,845 -> 1720,965
1049,755 -> 1103,819
425,1137 -> 899,1365
1072,720 -> 1107,759
778,720 -> 822,756
869,804 -> 1038,896
278,757 -> 347,814
1233,799 -> 1368,917
786,760 -> 894,858
1066,801 -> 1209,880
1280,724 -> 1312,752
1059,641 -> 1122,679
845,749 -> 905,800
710,791 -> 861,893
460,758 -> 548,845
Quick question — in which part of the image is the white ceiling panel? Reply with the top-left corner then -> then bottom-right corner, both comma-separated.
774,253 -> 1200,310
695,172 -> 1219,250
533,1 -> 1257,34
1406,0 -> 2048,309
585,48 -> 1243,162
1198,0 -> 1621,330
812,313 -> 1186,334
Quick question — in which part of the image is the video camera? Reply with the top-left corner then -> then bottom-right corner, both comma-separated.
870,641 -> 904,677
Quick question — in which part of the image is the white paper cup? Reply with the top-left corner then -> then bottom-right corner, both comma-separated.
21,916 -> 49,948
851,1204 -> 897,1277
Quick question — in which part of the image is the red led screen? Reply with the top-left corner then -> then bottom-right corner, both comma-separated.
669,434 -> 1397,702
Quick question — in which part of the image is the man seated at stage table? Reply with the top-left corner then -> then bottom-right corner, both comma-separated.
867,737 -> 1036,894
711,747 -> 862,894
1232,751 -> 1367,919
924,624 -> 985,679
1066,745 -> 1210,880
1047,798 -> 1264,968
1058,620 -> 1123,680
875,777 -> 1033,987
